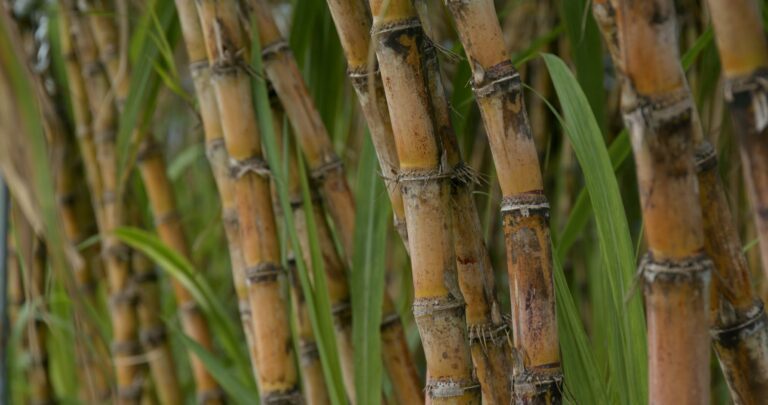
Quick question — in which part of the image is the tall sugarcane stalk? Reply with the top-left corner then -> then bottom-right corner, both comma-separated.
285,123 -> 357,403
422,31 -> 512,404
705,0 -> 768,278
324,3 -> 512,401
369,0 -> 479,402
269,104 -> 331,404
609,1 -> 712,402
195,0 -> 300,401
593,0 -> 768,401
76,0 -> 224,399
250,1 -> 423,402
60,2 -> 145,400
172,0 -> 259,376
442,0 -> 562,401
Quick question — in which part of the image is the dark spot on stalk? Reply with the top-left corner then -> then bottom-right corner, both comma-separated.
442,351 -> 449,359
758,207 -> 768,220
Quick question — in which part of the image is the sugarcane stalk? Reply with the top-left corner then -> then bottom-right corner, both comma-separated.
136,137 -> 225,403
273,106 -> 357,402
252,2 -> 423,402
705,0 -> 768,279
287,254 -> 330,405
172,0 -> 260,377
420,30 -> 513,403
250,0 -> 355,252
61,3 -> 144,400
442,0 -> 562,401
195,0 -> 300,401
369,0 -> 479,402
608,1 -> 712,402
593,1 -> 768,401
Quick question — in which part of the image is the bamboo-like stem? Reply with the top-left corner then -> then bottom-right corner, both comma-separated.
136,138 -> 224,403
61,3 -> 144,401
420,33 -> 513,404
287,255 -> 330,405
609,1 -> 712,402
252,2 -> 422,402
12,206 -> 55,405
705,0 -> 768,278
250,0 -> 355,252
270,104 -> 330,404
442,0 -> 562,401
276,108 -> 357,402
196,0 -> 300,401
369,0 -> 478,403
127,204 -> 182,405
77,0 -> 223,399
593,1 -> 768,401
324,0 -> 407,243
172,0 -> 260,376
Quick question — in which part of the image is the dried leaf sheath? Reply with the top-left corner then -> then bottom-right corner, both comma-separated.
443,0 -> 561,400
172,0 -> 260,375
706,0 -> 768,279
252,2 -> 422,402
613,1 -> 712,403
195,0 -> 300,400
370,0 -> 478,403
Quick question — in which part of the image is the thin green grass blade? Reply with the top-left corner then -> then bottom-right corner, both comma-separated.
178,333 -> 258,403
113,227 -> 250,375
350,136 -> 387,405
552,255 -> 609,404
544,53 -> 647,405
115,0 -> 178,189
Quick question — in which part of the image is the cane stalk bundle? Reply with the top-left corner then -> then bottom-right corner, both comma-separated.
705,0 -> 768,277
172,0 -> 259,375
609,1 -> 712,402
75,0 -> 224,399
195,0 -> 300,400
593,1 -> 768,401
369,0 -> 479,402
251,2 -> 423,402
60,2 -> 145,400
442,0 -> 562,401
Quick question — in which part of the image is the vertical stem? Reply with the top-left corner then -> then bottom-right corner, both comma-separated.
706,0 -> 768,278
196,0 -> 300,401
612,1 -> 712,403
61,3 -> 144,401
173,0 -> 260,376
443,0 -> 562,401
78,0 -> 223,399
254,2 -> 423,402
370,0 -> 478,403
594,0 -> 768,400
